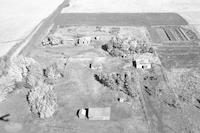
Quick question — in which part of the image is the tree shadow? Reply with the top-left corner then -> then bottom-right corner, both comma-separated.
101,44 -> 108,51
0,114 -> 10,122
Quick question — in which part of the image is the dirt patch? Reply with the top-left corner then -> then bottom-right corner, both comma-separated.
4,123 -> 23,133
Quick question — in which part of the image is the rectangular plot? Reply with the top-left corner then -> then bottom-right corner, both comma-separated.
155,28 -> 169,41
163,28 -> 176,41
175,28 -> 185,41
178,27 -> 190,41
152,26 -> 196,43
160,54 -> 200,68
169,27 -> 184,41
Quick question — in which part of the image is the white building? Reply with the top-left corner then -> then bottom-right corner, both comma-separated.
76,36 -> 92,46
134,54 -> 152,69
135,58 -> 151,69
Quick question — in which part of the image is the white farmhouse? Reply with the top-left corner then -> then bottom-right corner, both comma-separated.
134,58 -> 151,69
75,36 -> 92,46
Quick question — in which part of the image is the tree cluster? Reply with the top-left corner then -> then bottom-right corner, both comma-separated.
95,71 -> 137,98
180,70 -> 200,106
103,36 -> 154,58
0,56 -> 60,119
25,63 -> 61,119
43,63 -> 63,81
27,80 -> 57,119
0,56 -> 35,102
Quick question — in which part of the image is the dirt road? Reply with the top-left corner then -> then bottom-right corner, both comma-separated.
136,70 -> 165,133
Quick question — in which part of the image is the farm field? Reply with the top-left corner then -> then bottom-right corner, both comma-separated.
1,22 -> 200,132
1,0 -> 200,133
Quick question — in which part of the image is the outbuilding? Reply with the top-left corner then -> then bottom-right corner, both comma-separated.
135,58 -> 151,69
133,54 -> 152,69
78,107 -> 111,120
75,36 -> 92,46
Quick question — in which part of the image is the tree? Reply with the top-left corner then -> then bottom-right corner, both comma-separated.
44,63 -> 63,80
95,71 -> 137,98
26,63 -> 58,119
0,56 -> 9,77
95,72 -> 117,90
103,35 -> 154,58
0,77 -> 16,102
27,80 -> 57,119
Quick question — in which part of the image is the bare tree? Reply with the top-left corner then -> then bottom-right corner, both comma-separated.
95,71 -> 137,98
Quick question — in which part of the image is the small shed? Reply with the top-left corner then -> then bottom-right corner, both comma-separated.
89,62 -> 102,71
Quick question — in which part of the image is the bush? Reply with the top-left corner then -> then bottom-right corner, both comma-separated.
44,63 -> 63,80
0,77 -> 16,102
